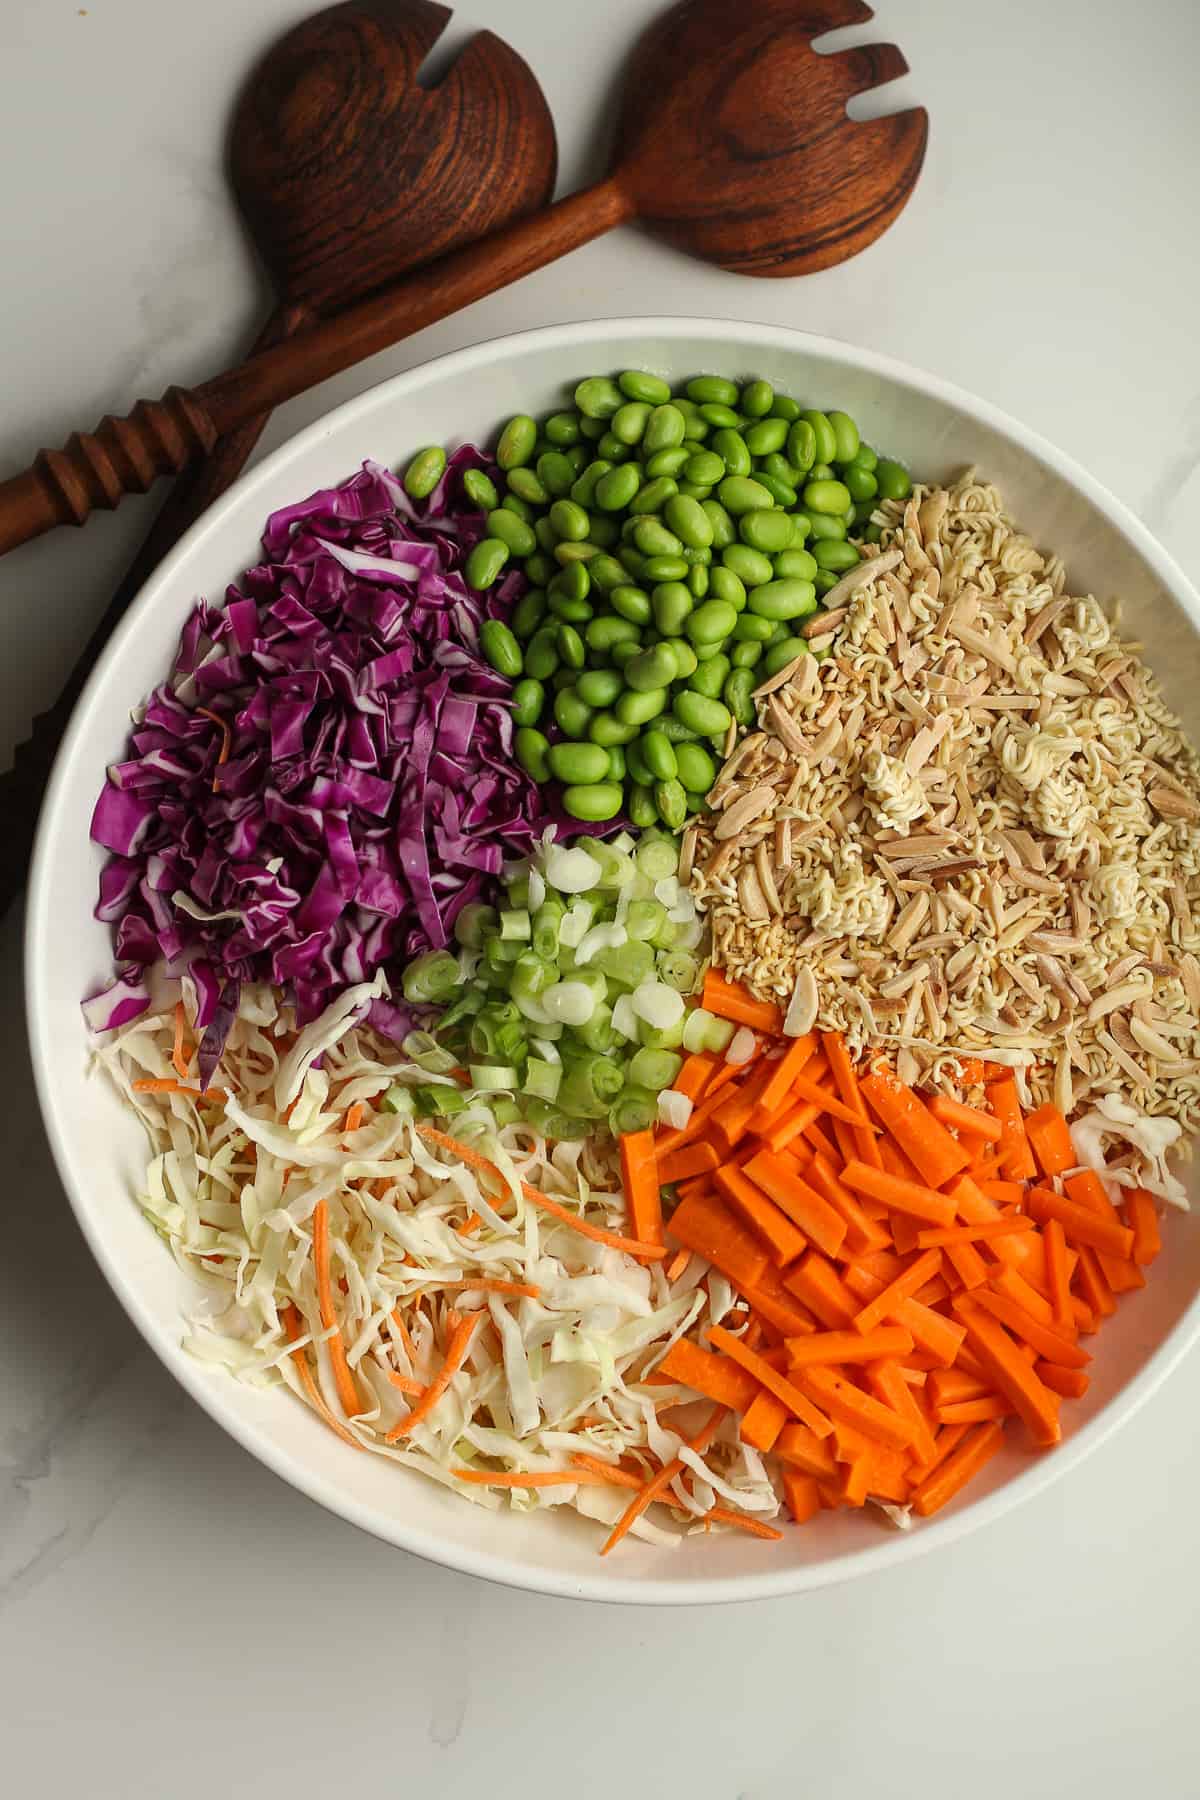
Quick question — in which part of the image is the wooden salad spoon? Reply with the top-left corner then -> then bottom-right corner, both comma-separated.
0,0 -> 926,560
0,0 -> 555,909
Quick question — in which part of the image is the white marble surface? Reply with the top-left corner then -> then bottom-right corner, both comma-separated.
2,0 -> 1199,1792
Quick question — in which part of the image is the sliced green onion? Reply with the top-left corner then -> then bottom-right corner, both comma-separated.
541,981 -> 598,1026
437,983 -> 487,1030
454,903 -> 498,949
489,1097 -> 523,1128
469,1063 -> 520,1092
637,1017 -> 686,1051
545,845 -> 603,893
401,949 -> 460,1004
523,1057 -> 563,1102
595,937 -> 656,988
559,1054 -> 625,1118
625,898 -> 667,942
380,1084 -> 417,1116
402,1030 -> 459,1074
657,950 -> 700,993
610,1083 -> 659,1135
523,1098 -> 590,1140
507,875 -> 531,909
588,842 -> 637,889
500,908 -> 532,941
611,993 -> 639,1041
631,981 -> 685,1030
510,952 -> 555,1008
558,897 -> 599,949
576,921 -> 628,965
628,1047 -> 683,1090
634,837 -> 679,881
574,1001 -> 617,1053
532,898 -> 564,959
682,1007 -> 736,1054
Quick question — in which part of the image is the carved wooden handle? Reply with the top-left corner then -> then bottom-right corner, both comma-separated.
0,179 -> 632,556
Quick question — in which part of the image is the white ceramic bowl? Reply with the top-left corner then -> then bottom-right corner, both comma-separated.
26,318 -> 1200,1604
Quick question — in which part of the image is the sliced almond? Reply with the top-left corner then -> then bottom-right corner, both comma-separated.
714,785 -> 778,841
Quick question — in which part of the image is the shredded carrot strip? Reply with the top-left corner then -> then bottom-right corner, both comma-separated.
571,1454 -> 644,1491
705,1505 -> 784,1541
385,1369 -> 424,1397
131,1078 -> 228,1100
600,1405 -> 726,1555
417,1126 -> 667,1261
312,1199 -> 361,1418
666,1248 -> 691,1282
459,1212 -> 483,1237
707,1324 -> 833,1438
343,1100 -> 367,1134
452,1467 -> 627,1488
385,1311 -> 479,1442
171,1001 -> 189,1080
281,1304 -> 361,1450
912,1421 -> 1005,1516
916,1216 -> 1035,1249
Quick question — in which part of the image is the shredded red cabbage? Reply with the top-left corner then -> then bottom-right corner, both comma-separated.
87,451 -> 570,1072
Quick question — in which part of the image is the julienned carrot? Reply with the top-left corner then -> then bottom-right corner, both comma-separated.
417,1125 -> 667,1261
935,1395 -> 1013,1424
600,1404 -> 726,1554
701,969 -> 784,1034
766,1072 -> 879,1132
740,1270 -> 817,1339
453,1467 -> 633,1488
916,1216 -> 1035,1249
673,1052 -> 719,1104
711,1062 -> 779,1149
987,1077 -> 1037,1180
572,1454 -> 644,1491
171,1001 -> 189,1080
312,1199 -> 362,1418
1023,1103 -> 1076,1178
1026,1187 -> 1135,1260
620,1130 -> 664,1247
132,1077 -> 228,1100
1074,1245 -> 1117,1319
859,1072 -> 970,1188
705,1505 -> 785,1541
912,1421 -> 1005,1516
1123,1189 -> 1162,1265
657,1338 -> 761,1413
385,1311 -> 479,1442
668,1190 -> 770,1290
707,1325 -> 833,1438
786,1326 -> 914,1367
852,1247 -> 943,1335
863,1359 -> 938,1466
952,1300 -> 1060,1446
740,1389 -> 790,1451
840,1160 -> 957,1230
742,1150 -> 848,1259
782,1470 -> 822,1523
970,1286 -> 1091,1369
282,1304 -> 362,1451
656,1141 -> 720,1187
806,1151 -> 891,1255
758,1099 -> 822,1155
942,1240 -> 990,1291
785,1253 -> 859,1328
927,1093 -> 1003,1143
386,1369 -> 425,1397
775,1420 -> 838,1477
714,1164 -> 808,1266
1036,1363 -> 1090,1400
823,1031 -> 884,1170
754,1034 -> 818,1117
422,1277 -> 541,1299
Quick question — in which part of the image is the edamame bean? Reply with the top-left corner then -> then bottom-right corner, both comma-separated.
809,463 -> 835,482
511,589 -> 547,638
702,499 -> 736,550
625,738 -> 653,786
844,463 -> 878,502
545,411 -> 582,447
554,540 -> 600,565
688,563 -> 709,600
574,377 -> 624,420
814,569 -> 839,595
645,446 -> 690,478
806,510 -> 847,542
673,690 -> 732,737
497,414 -> 537,470
664,493 -> 714,550
759,452 -> 801,485
787,419 -> 817,474
501,492 -> 533,522
773,547 -> 818,582
549,498 -> 591,542
678,403 -> 708,441
739,509 -> 794,554
643,404 -> 687,453
524,628 -> 560,680
486,508 -> 536,556
813,538 -> 862,572
723,669 -> 756,727
594,463 -> 642,511
564,444 -> 589,475
739,379 -> 774,419
666,638 -> 698,679
617,546 -> 647,579
589,712 -> 640,747
688,653 -> 730,699
641,730 -> 678,782
563,782 -> 623,822
730,639 -> 763,668
686,375 -> 739,407
732,612 -> 775,642
642,554 -> 689,582
510,466 -> 550,506
619,369 -> 672,405
515,727 -> 550,782
576,668 -> 623,709
549,559 -> 591,604
652,777 -> 686,830
652,581 -> 693,635
718,475 -> 775,515
675,741 -> 717,793
611,401 -> 651,445
771,394 -> 801,422
587,553 -> 626,592
744,417 -> 789,457
584,619 -> 639,660
697,403 -> 739,428
615,686 -> 669,727
511,678 -> 545,727
606,747 -> 626,782
800,410 -> 837,465
629,476 -> 678,515
403,444 -> 446,499
554,687 -> 593,738
763,636 -> 811,677
633,517 -> 683,558
876,458 -> 912,500
624,644 -> 679,691
611,584 -> 652,625
526,554 -> 555,588
709,564 -> 746,610
547,591 -> 592,624
596,431 -> 632,464
684,449 -> 726,487
803,477 -> 852,515
628,783 -> 657,828
755,473 -> 798,508
570,459 -> 612,507
747,578 -> 818,621
711,428 -> 751,476
465,538 -> 509,591
462,467 -> 499,511
827,410 -> 860,465
548,742 -> 610,784
536,451 -> 576,497
556,624 -> 586,670
685,598 -> 737,645
722,543 -> 774,587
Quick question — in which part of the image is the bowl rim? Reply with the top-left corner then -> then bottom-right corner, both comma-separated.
26,312 -> 1200,1605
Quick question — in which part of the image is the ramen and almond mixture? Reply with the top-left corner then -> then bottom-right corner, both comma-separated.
84,371 -> 1199,1553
